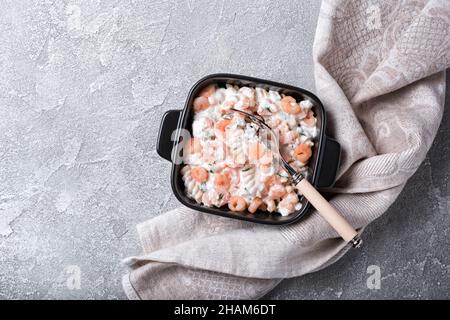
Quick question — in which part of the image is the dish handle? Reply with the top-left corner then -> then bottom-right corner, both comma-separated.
157,109 -> 182,162
317,136 -> 341,189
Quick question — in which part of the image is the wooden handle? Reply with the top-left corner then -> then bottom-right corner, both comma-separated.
296,179 -> 359,243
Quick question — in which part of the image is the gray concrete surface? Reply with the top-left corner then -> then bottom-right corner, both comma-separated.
0,1 -> 448,299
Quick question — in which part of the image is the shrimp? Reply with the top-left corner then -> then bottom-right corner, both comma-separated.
199,85 -> 215,98
260,150 -> 274,166
191,166 -> 208,183
302,111 -> 316,127
263,198 -> 276,212
259,202 -> 267,211
231,111 -> 246,122
280,143 -> 293,161
235,97 -> 252,111
241,97 -> 251,108
281,96 -> 302,114
214,119 -> 231,139
268,184 -> 286,199
264,175 -> 281,191
248,142 -> 272,164
228,196 -> 247,212
214,173 -> 231,191
248,197 -> 263,214
193,96 -> 209,112
294,143 -> 312,163
280,131 -> 299,144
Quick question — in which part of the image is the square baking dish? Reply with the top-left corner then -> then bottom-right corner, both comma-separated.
157,73 -> 340,225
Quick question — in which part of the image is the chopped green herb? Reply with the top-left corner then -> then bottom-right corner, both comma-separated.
218,193 -> 224,201
242,167 -> 251,172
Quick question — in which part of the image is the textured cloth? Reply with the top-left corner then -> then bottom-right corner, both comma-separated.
122,0 -> 449,299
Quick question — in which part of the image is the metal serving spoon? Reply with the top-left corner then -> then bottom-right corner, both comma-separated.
231,108 -> 362,248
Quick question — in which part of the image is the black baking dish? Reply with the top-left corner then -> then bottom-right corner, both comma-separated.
157,74 -> 341,225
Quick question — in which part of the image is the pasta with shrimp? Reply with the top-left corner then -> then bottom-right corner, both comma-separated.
181,84 -> 319,216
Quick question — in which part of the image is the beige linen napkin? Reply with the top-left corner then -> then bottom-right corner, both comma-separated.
122,0 -> 449,299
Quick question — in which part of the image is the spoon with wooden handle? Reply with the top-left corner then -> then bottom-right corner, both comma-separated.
231,108 -> 362,248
